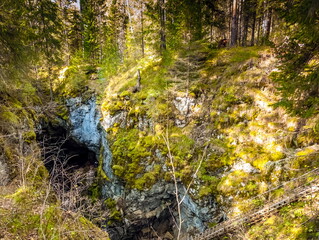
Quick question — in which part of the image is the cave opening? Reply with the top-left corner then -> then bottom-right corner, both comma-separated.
37,122 -> 97,173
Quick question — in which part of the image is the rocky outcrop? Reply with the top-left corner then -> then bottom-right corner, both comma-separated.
66,97 -> 101,152
66,97 -> 215,239
108,181 -> 214,239
0,157 -> 9,186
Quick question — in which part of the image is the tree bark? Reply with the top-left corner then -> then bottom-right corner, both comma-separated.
141,2 -> 145,57
230,0 -> 238,46
159,0 -> 166,51
241,0 -> 249,46
251,8 -> 256,46
257,16 -> 261,45
262,0 -> 272,44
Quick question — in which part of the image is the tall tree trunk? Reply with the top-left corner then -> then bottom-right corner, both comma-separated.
141,2 -> 145,57
251,8 -> 256,46
262,0 -> 272,44
228,0 -> 232,40
257,16 -> 261,45
238,0 -> 242,46
159,0 -> 166,51
230,0 -> 238,46
49,67 -> 53,101
241,0 -> 249,46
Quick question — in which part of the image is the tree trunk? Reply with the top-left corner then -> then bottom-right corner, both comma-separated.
241,0 -> 249,46
238,0 -> 243,46
257,16 -> 261,45
262,0 -> 272,44
230,0 -> 238,46
159,0 -> 166,51
251,9 -> 256,46
141,2 -> 145,57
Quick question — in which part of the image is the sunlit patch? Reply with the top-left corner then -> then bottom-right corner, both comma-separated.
231,206 -> 241,216
290,226 -> 302,235
287,119 -> 298,131
58,66 -> 68,81
264,216 -> 276,225
254,136 -> 264,144
295,147 -> 316,156
256,100 -> 273,112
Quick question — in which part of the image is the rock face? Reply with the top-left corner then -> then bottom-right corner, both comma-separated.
66,97 -> 101,153
107,182 -> 214,239
66,97 -> 214,239
0,157 -> 9,186
66,97 -> 124,198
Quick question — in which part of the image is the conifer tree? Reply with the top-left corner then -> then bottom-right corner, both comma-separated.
273,0 -> 319,116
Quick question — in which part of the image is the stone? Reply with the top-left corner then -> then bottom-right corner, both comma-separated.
66,97 -> 101,153
102,111 -> 127,130
231,160 -> 259,174
173,96 -> 195,116
0,158 -> 9,186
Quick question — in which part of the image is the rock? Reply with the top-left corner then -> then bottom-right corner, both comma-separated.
111,181 -> 215,238
0,158 -> 9,186
102,111 -> 127,130
66,97 -> 101,152
66,97 -> 216,239
231,160 -> 259,174
66,97 -> 124,197
173,96 -> 195,116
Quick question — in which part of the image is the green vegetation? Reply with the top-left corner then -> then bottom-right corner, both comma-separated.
101,44 -> 319,238
247,201 -> 319,240
0,186 -> 109,240
1,0 -> 319,239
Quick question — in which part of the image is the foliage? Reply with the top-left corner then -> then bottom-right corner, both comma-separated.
0,186 -> 110,240
272,0 -> 319,117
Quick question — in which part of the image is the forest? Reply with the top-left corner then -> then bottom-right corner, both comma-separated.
1,0 -> 319,239
1,0 -> 318,114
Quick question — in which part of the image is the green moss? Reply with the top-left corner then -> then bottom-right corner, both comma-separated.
88,183 -> 102,200
97,145 -> 109,181
119,90 -> 132,98
1,109 -> 20,125
228,47 -> 260,63
104,198 -> 122,224
22,130 -> 36,143
135,171 -> 159,190
247,201 -> 316,240
110,128 -> 156,188
57,105 -> 69,121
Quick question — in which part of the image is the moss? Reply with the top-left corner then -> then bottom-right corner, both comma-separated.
295,147 -> 316,156
30,164 -> 49,185
1,185 -> 110,240
247,200 -> 317,240
88,183 -> 102,200
56,105 -> 69,121
110,128 -> 156,188
218,170 -> 248,195
97,145 -> 109,181
253,154 -> 270,171
104,198 -> 122,224
98,44 -> 319,239
1,109 -> 20,125
119,90 -> 132,98
135,171 -> 159,190
22,130 -> 36,143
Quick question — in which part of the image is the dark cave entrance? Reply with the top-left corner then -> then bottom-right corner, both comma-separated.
37,122 -> 97,173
